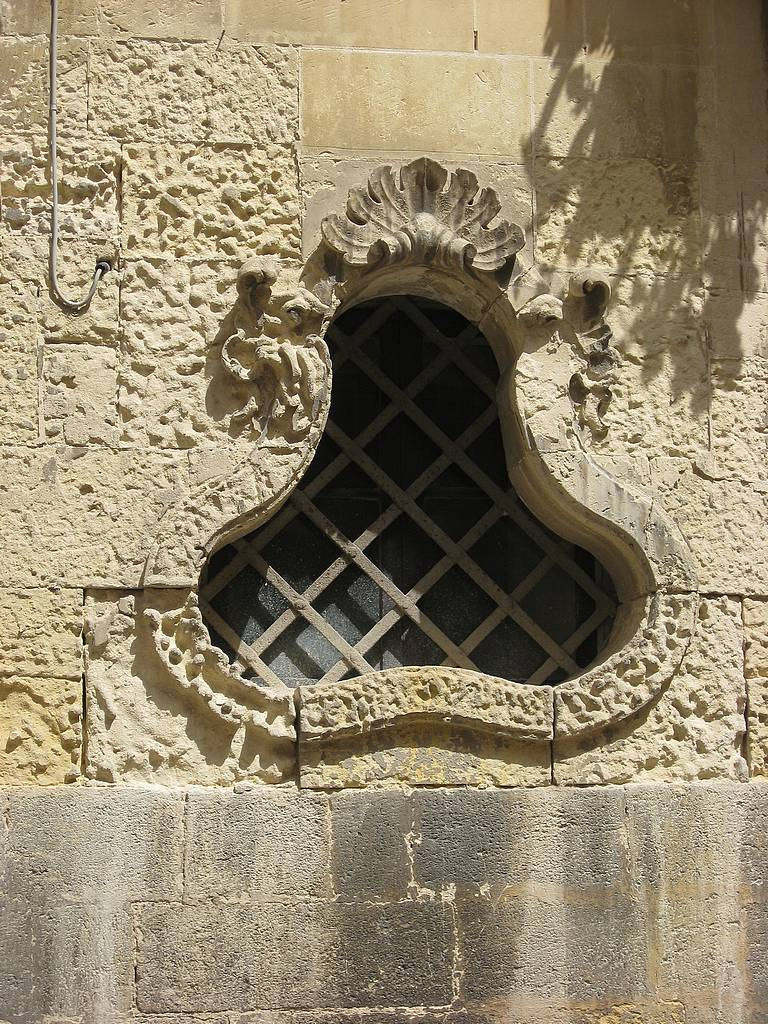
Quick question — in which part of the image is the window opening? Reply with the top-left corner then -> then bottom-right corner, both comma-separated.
201,296 -> 617,688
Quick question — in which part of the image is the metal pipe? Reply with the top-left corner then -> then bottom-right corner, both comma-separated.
48,0 -> 110,312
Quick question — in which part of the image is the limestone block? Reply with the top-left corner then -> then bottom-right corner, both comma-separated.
745,599 -> 768,775
0,0 -> 99,34
705,289 -> 768,360
0,898 -> 135,1023
413,787 -> 626,897
300,720 -> 552,789
43,342 -> 119,446
184,789 -> 331,902
0,139 -> 120,238
0,446 -> 188,587
532,60 -> 704,164
301,50 -> 530,156
0,38 -> 86,135
584,0 -> 712,65
710,358 -> 768,481
136,900 -> 453,1011
0,676 -> 81,784
84,590 -> 296,784
534,157 -> 700,277
555,597 -> 748,784
0,291 -> 38,444
98,0 -> 222,38
5,786 -> 184,901
300,153 -> 533,263
118,258 -> 246,448
1,232 -> 120,345
330,789 -> 411,900
475,0 -> 584,56
0,586 -> 82,680
457,891 -> 649,1007
89,41 -> 298,144
653,457 -> 768,595
122,143 -> 300,260
226,0 -> 474,49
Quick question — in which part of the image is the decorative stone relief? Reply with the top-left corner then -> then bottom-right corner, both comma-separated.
109,156 -> 701,786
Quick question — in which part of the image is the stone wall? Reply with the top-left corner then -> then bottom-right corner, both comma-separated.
1,0 -> 768,1019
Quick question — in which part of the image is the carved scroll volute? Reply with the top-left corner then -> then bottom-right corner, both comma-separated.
321,157 -> 525,274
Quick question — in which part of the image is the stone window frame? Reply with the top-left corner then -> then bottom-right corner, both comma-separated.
141,158 -> 699,773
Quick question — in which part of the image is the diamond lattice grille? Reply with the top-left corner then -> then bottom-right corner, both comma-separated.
201,297 -> 617,688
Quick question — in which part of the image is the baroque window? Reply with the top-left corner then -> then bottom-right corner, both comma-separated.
201,296 -> 617,689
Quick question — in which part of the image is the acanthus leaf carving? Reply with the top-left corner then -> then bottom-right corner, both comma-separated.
321,157 -> 525,273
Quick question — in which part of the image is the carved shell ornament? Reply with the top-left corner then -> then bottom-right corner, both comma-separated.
143,157 -> 699,781
321,157 -> 525,272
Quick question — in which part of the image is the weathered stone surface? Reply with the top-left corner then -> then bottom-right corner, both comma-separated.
43,342 -> 119,446
555,597 -> 748,784
226,0 -> 474,49
745,599 -> 768,775
458,891 -> 649,1006
84,590 -> 296,785
705,289 -> 768,360
0,38 -> 86,135
0,676 -> 81,784
136,900 -> 454,1011
710,358 -> 768,481
412,786 -> 626,895
0,0 -> 99,34
0,897 -> 135,1023
301,720 -> 552,789
0,586 -> 82,680
584,0 -> 711,65
0,139 -> 120,238
0,447 -> 187,587
535,157 -> 700,277
118,258 -> 243,448
89,41 -> 299,144
652,458 -> 768,596
300,153 -> 533,263
533,60 -> 707,163
122,143 -> 300,260
98,0 -> 222,38
184,789 -> 330,902
330,789 -> 411,899
5,786 -> 184,901
301,50 -> 530,156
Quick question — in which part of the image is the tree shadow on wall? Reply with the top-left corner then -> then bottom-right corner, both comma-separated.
522,0 -> 768,421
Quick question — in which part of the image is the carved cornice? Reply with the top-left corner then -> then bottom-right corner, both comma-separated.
321,157 -> 525,273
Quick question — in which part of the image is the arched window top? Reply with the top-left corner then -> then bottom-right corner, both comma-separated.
201,295 -> 616,690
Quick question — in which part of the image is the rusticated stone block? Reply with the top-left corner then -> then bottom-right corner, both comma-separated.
653,460 -> 768,596
43,342 -> 119,446
136,900 -> 454,1011
301,50 -> 530,156
457,891 -> 649,1006
0,587 -> 82,680
745,598 -> 768,775
330,789 -> 411,899
89,41 -> 298,144
0,676 -> 81,784
555,597 -> 747,784
226,0 -> 474,49
705,289 -> 768,361
122,143 -> 300,260
412,787 -> 626,895
534,157 -> 700,277
710,358 -> 768,481
5,787 -> 184,902
0,294 -> 38,444
184,789 -> 330,902
0,139 -> 120,238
